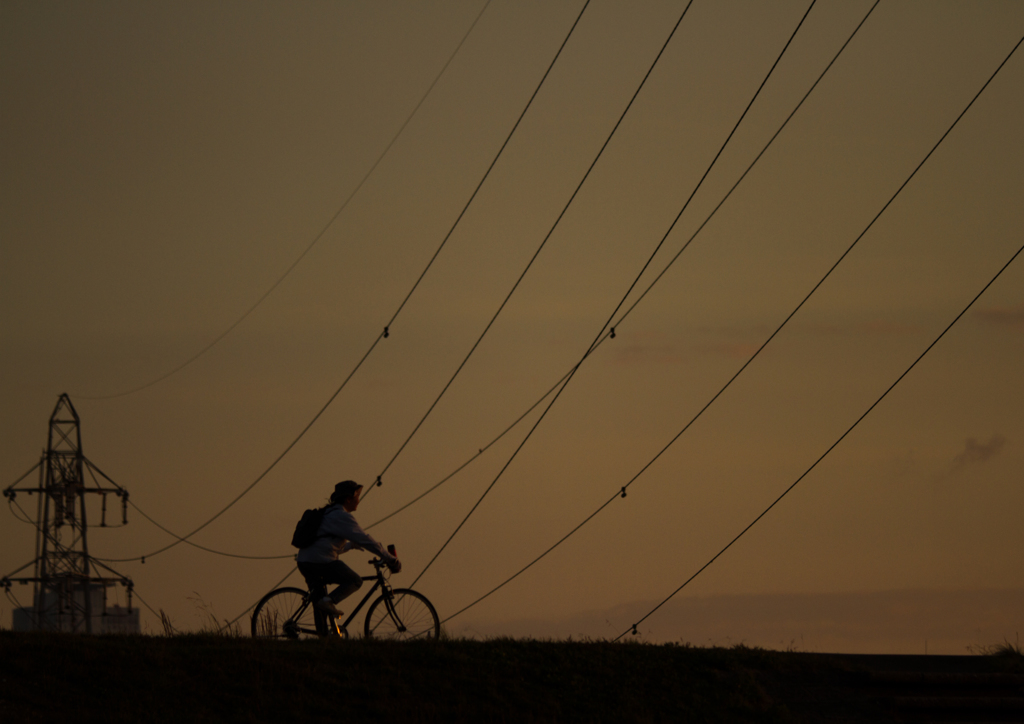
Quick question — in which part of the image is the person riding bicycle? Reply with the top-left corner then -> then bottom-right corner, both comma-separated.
296,480 -> 401,617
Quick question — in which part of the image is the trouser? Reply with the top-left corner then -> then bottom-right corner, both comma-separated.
297,560 -> 363,604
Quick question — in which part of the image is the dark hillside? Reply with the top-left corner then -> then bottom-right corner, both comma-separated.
1,632 -> 1020,723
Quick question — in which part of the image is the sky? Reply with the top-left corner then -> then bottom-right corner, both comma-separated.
2,1 -> 1022,652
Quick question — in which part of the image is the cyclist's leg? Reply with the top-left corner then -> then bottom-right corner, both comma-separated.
321,559 -> 362,606
298,562 -> 332,635
299,560 -> 362,612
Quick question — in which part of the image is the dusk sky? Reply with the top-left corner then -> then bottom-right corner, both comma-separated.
2,1 -> 1022,652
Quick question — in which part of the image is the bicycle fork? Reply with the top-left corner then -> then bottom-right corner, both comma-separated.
381,588 -> 407,633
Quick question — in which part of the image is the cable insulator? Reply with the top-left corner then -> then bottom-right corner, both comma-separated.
100,493 -> 107,527
620,487 -> 627,498
141,557 -> 145,564
383,327 -> 389,339
376,476 -> 382,487
632,624 -> 638,635
610,327 -> 616,339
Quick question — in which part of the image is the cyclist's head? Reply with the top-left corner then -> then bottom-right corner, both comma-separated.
331,479 -> 363,506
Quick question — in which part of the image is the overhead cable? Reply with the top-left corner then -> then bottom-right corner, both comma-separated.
84,460 -> 292,562
218,565 -> 298,634
410,0 -> 817,589
615,238 -> 1024,641
7,498 -> 36,526
366,367 -> 571,529
364,0 -> 594,499
439,28 -> 1024,628
2,461 -> 42,493
84,1 -> 593,564
379,2 -> 592,339
74,0 -> 495,401
127,586 -> 165,626
368,0 -> 880,529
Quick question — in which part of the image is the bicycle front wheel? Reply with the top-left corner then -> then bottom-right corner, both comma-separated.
364,588 -> 440,640
251,587 -> 318,639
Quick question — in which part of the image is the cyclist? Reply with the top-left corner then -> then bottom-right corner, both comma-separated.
296,480 -> 401,617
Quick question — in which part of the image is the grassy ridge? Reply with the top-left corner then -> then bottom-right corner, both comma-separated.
3,632 -> 1021,722
1,632 -> 788,723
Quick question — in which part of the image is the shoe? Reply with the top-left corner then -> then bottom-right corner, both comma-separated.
316,597 -> 343,617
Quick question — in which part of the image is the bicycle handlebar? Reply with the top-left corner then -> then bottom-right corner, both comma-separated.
369,557 -> 400,570
369,543 -> 399,568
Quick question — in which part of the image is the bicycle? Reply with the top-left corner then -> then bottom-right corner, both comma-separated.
251,556 -> 440,640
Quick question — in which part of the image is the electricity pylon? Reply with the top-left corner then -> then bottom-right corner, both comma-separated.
2,394 -> 135,633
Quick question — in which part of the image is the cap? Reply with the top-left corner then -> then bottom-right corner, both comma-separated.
333,480 -> 363,501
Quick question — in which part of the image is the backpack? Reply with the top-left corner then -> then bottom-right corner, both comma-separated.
290,506 -> 328,549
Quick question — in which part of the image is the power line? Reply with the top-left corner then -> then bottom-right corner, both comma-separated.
85,2 -> 592,564
1,559 -> 38,584
367,0 -> 881,529
3,585 -> 26,608
5,462 -> 44,527
410,0 -> 817,589
218,565 -> 298,634
128,586 -> 165,629
73,0 -> 494,401
363,0 -> 594,499
365,367 -> 570,529
437,28 -> 1024,628
615,237 -> 1024,641
84,460 -> 293,562
379,1 -> 590,337
87,330 -> 383,564
3,461 -> 42,491
7,498 -> 36,526
605,1 -> 880,335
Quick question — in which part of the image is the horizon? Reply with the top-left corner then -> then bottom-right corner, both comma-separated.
2,1 -> 1022,649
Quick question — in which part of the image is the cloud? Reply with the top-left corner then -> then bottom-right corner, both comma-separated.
951,434 -> 1007,471
609,330 -> 688,367
800,320 -> 922,336
610,329 -> 764,366
855,320 -> 921,335
974,305 -> 1024,329
452,589 -> 1024,654
703,341 -> 762,359
612,341 -> 687,366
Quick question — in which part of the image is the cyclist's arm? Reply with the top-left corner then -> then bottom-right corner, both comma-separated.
321,510 -> 397,564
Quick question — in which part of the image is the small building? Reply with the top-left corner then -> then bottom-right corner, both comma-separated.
12,583 -> 140,634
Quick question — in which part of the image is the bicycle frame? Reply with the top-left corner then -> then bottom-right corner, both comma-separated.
325,569 -> 388,635
303,561 -> 412,637
253,559 -> 438,640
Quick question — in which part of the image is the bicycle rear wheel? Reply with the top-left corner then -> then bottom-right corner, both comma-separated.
251,587 -> 318,639
364,588 -> 440,640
